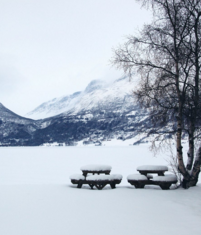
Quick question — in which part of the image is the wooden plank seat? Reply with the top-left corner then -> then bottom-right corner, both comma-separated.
151,175 -> 178,190
70,174 -> 86,188
70,174 -> 122,190
127,174 -> 177,190
127,174 -> 149,188
86,175 -> 122,190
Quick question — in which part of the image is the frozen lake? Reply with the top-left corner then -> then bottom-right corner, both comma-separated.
0,145 -> 172,185
0,145 -> 200,235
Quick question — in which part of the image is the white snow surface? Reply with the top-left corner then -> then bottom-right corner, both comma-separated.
137,165 -> 169,171
0,145 -> 201,235
80,164 -> 112,171
127,174 -> 148,181
70,174 -> 85,180
86,174 -> 123,181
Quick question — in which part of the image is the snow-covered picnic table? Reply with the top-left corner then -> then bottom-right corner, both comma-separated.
80,164 -> 112,177
70,164 -> 122,190
137,165 -> 168,176
127,165 -> 177,190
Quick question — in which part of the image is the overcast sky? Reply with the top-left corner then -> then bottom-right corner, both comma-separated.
0,0 -> 152,116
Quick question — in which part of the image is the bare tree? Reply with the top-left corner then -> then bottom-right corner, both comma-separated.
181,0 -> 201,187
111,0 -> 201,188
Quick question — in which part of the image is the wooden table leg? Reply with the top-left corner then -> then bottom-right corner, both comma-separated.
77,182 -> 83,188
89,184 -> 94,189
110,182 -> 116,189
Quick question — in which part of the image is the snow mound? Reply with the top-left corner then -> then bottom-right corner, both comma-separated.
137,165 -> 168,171
86,174 -> 122,181
70,174 -> 85,180
80,164 -> 112,171
147,174 -> 153,179
152,175 -> 177,182
127,174 -> 148,181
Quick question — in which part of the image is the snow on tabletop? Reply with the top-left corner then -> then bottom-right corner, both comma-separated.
127,174 -> 148,181
69,174 -> 85,180
152,175 -> 177,182
80,164 -> 112,171
137,165 -> 168,171
86,174 -> 122,181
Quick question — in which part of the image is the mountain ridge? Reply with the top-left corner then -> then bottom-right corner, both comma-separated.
25,77 -> 135,119
0,77 -> 154,146
0,102 -> 34,124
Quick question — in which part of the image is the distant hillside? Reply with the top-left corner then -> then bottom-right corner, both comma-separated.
25,77 -> 136,119
0,77 -> 159,146
0,103 -> 34,124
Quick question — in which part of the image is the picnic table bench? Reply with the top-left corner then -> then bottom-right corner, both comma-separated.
127,165 -> 177,190
70,165 -> 122,190
70,174 -> 122,190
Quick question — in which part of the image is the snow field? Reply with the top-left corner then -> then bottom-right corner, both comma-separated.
0,145 -> 200,235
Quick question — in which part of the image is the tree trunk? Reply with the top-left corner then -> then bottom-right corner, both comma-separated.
176,106 -> 191,186
186,119 -> 195,170
191,146 -> 201,184
177,112 -> 186,174
182,146 -> 201,188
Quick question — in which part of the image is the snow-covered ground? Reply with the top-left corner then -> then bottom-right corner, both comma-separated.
0,145 -> 200,235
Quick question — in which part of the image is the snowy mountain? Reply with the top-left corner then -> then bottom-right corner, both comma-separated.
0,77 -> 154,146
0,103 -> 33,124
25,77 -> 137,119
0,103 -> 40,145
26,91 -> 82,120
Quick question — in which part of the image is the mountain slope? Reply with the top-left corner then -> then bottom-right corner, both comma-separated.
0,103 -> 34,124
0,103 -> 39,146
30,77 -> 152,145
25,77 -> 136,119
0,77 -> 155,146
26,91 -> 82,120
